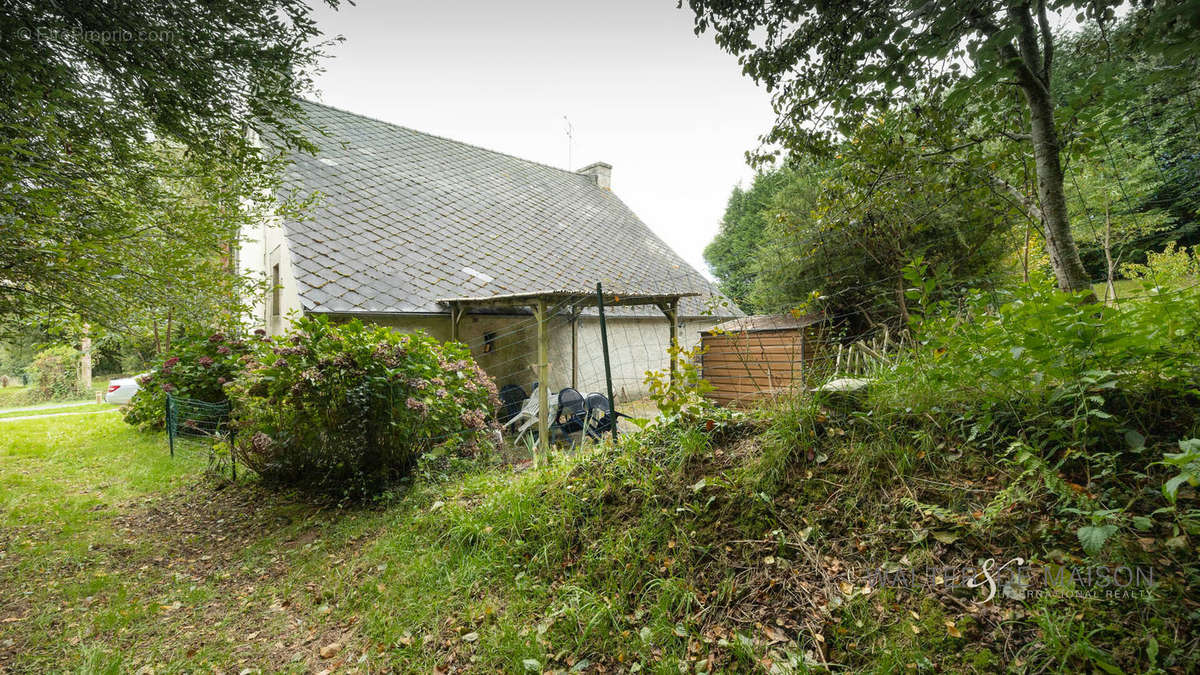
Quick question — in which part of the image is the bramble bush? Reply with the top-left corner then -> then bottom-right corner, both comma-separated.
861,267 -> 1200,558
27,346 -> 89,403
123,332 -> 253,430
229,316 -> 500,499
876,272 -> 1200,452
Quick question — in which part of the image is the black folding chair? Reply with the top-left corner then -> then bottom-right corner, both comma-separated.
497,384 -> 527,425
584,392 -> 631,439
553,387 -> 588,444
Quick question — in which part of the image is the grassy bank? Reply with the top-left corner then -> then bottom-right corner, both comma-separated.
2,395 -> 1196,672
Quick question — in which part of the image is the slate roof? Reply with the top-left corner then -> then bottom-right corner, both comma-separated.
278,100 -> 739,319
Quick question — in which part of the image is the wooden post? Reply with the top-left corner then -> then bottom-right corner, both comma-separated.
535,299 -> 550,458
570,308 -> 579,389
449,303 -> 464,342
667,299 -> 679,385
799,330 -> 806,386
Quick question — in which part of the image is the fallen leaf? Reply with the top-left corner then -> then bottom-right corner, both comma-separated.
763,626 -> 788,643
319,642 -> 342,659
945,621 -> 962,638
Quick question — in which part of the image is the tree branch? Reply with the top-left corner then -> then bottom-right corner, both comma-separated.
966,5 -> 1050,99
940,158 -> 1044,226
998,130 -> 1032,143
1008,2 -> 1049,93
1036,0 -> 1054,83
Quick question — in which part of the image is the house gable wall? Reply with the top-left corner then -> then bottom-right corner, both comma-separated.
238,211 -> 304,335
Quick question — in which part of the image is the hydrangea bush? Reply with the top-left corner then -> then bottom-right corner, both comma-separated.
122,332 -> 253,430
229,316 -> 499,498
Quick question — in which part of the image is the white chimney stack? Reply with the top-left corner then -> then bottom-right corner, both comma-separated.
576,162 -> 612,190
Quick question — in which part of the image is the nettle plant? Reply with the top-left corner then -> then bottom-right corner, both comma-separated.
230,316 -> 500,498
123,332 -> 252,430
882,272 -> 1200,449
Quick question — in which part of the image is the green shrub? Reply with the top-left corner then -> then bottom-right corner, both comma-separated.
875,274 -> 1200,451
229,316 -> 500,498
855,272 -> 1200,560
123,332 -> 253,430
26,346 -> 89,403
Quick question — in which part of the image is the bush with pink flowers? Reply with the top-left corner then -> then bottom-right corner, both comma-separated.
122,332 -> 254,430
229,316 -> 499,498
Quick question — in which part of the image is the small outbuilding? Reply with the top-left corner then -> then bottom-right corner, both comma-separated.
700,313 -> 825,407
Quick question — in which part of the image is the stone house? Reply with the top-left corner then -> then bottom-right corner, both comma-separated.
239,100 -> 740,401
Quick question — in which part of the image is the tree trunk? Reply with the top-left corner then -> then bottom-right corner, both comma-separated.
1022,85 -> 1093,294
165,307 -> 174,354
79,325 -> 92,391
968,3 -> 1094,297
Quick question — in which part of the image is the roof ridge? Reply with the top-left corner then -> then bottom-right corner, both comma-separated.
297,97 -> 592,181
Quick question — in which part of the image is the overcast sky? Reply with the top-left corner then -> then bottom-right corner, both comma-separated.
304,0 -> 776,277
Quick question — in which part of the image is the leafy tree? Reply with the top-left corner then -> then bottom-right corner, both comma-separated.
1063,150 -> 1169,284
752,113 -> 1018,332
0,1 -> 340,327
1051,20 -> 1200,277
26,345 -> 88,402
687,0 -> 1200,295
704,168 -> 796,312
0,324 -> 44,380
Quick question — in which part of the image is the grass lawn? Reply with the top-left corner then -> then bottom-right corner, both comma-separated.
0,403 -> 116,420
0,411 -> 571,673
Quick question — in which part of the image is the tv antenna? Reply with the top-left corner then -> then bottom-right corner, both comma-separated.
563,115 -> 574,170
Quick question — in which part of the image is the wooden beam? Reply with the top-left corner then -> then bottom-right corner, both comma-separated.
535,299 -> 550,459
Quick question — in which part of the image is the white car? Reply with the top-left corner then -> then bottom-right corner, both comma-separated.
105,373 -> 149,405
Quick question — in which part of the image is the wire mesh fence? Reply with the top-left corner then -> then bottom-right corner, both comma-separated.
166,394 -> 236,478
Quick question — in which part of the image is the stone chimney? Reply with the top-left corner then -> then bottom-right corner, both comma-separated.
576,162 -> 612,190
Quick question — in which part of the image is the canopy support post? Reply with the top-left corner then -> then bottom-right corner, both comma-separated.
535,299 -> 550,459
570,307 -> 581,389
658,299 -> 680,385
449,303 -> 465,342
